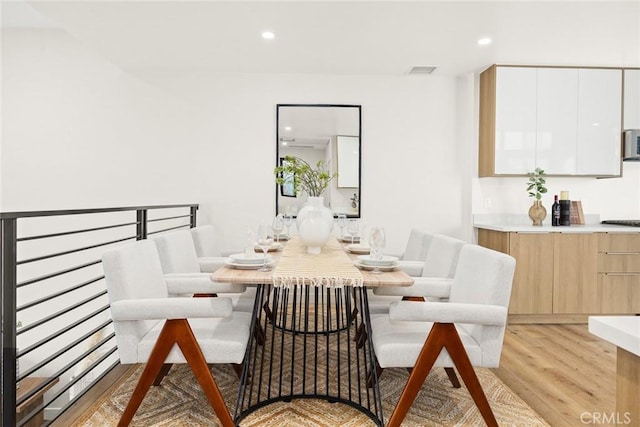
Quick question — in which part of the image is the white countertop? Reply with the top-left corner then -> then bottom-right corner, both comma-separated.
589,316 -> 640,357
474,223 -> 640,233
473,214 -> 640,233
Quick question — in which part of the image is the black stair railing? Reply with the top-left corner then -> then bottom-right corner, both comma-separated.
1,204 -> 198,426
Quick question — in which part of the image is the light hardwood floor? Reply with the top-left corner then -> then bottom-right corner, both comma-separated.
494,324 -> 618,426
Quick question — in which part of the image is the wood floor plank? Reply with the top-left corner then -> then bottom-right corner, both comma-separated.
494,324 -> 618,427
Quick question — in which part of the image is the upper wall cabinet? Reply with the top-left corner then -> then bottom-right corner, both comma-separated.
624,69 -> 640,129
479,65 -> 623,177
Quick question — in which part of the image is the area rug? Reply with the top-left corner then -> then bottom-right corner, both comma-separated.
71,362 -> 548,426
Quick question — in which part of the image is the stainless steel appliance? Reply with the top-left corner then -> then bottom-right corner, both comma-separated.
624,130 -> 640,160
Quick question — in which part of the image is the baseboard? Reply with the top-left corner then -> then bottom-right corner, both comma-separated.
508,313 -> 640,324
508,314 -> 590,324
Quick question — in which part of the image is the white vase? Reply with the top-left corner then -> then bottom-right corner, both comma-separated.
297,196 -> 333,254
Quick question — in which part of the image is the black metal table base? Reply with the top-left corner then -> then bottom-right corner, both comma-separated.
234,284 -> 383,426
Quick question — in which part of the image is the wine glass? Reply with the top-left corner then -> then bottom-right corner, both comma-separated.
336,214 -> 347,239
244,228 -> 256,259
256,224 -> 274,272
283,213 -> 294,237
347,219 -> 359,245
369,227 -> 386,274
272,214 -> 284,243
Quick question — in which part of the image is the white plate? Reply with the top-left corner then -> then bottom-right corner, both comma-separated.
271,234 -> 290,241
338,236 -> 360,243
225,259 -> 275,270
254,243 -> 284,252
228,253 -> 272,264
356,255 -> 399,266
353,260 -> 398,272
347,244 -> 370,254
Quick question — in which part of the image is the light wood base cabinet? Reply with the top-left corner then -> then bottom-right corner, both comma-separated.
478,230 -> 553,314
477,229 -> 640,320
552,233 -> 598,313
597,233 -> 640,314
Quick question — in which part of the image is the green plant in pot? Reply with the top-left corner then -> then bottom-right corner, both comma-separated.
274,156 -> 336,197
526,167 -> 548,226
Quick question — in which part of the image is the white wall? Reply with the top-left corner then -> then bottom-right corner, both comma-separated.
134,70 -> 463,253
1,29 -> 206,210
4,28 -> 637,254
472,165 -> 640,224
2,28 -> 464,255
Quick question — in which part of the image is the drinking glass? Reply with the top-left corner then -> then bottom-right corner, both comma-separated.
347,219 -> 359,244
272,214 -> 284,243
336,214 -> 347,239
256,224 -> 274,272
283,213 -> 294,237
369,227 -> 386,274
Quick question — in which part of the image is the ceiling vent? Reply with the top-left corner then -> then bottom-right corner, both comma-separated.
409,66 -> 437,75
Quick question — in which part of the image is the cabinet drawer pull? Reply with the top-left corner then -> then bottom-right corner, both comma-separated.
605,252 -> 640,255
604,273 -> 639,276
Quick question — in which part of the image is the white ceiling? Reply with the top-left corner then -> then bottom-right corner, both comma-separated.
2,1 -> 639,76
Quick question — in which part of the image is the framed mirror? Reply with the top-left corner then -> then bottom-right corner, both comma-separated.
276,104 -> 361,218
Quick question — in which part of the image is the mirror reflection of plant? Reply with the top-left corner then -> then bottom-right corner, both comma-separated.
274,156 -> 337,197
526,167 -> 547,200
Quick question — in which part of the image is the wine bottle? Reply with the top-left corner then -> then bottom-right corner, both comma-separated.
552,195 -> 560,226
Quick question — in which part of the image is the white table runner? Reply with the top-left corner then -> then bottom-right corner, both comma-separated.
272,237 -> 364,288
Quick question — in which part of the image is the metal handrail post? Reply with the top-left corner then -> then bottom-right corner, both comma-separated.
1,218 -> 18,427
190,206 -> 198,228
136,209 -> 148,240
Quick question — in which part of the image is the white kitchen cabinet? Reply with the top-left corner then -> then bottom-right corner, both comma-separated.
535,68 -> 578,175
494,67 -> 536,174
576,69 -> 622,175
479,65 -> 623,177
624,69 -> 640,129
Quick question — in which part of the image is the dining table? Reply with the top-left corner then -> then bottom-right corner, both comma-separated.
210,236 -> 414,426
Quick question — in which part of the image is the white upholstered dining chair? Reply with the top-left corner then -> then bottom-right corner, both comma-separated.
370,244 -> 516,426
365,229 -> 434,315
394,228 -> 433,276
374,233 -> 467,301
102,240 -> 252,427
368,233 -> 467,387
152,229 -> 256,312
190,225 -> 233,273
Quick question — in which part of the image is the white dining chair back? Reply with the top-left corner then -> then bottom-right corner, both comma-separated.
190,225 -> 222,257
152,229 -> 256,313
448,244 -> 515,366
421,233 -> 466,278
402,228 -> 432,261
152,230 -> 201,274
103,240 -> 168,360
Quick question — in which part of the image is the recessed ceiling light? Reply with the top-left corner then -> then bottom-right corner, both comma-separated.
262,31 -> 275,40
478,37 -> 492,46
284,126 -> 292,131
282,141 -> 288,146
